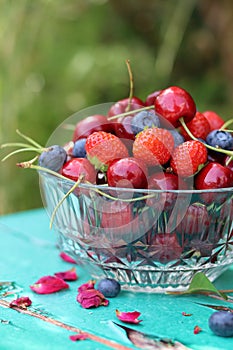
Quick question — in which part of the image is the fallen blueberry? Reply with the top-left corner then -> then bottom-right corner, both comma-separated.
206,130 -> 233,150
38,145 -> 67,172
72,138 -> 87,158
97,278 -> 121,298
131,110 -> 160,135
208,311 -> 233,337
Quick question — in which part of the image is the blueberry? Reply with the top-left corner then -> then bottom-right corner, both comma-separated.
72,138 -> 87,158
97,278 -> 121,298
206,130 -> 233,150
131,110 -> 160,135
38,145 -> 67,172
208,311 -> 233,337
169,130 -> 185,148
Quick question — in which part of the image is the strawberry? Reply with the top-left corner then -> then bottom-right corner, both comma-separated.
85,131 -> 129,171
170,140 -> 207,177
179,111 -> 211,141
132,127 -> 174,166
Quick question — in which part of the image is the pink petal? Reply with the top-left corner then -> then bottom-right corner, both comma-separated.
54,267 -> 78,281
116,309 -> 142,324
30,275 -> 69,294
78,280 -> 96,292
69,333 -> 88,341
59,252 -> 77,264
9,296 -> 32,309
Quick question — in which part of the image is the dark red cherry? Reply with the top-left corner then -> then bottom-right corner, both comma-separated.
202,110 -> 225,131
61,158 -> 96,183
113,115 -> 135,141
145,90 -> 161,106
195,162 -> 233,204
107,157 -> 148,189
195,162 -> 233,190
108,96 -> 144,118
154,86 -> 196,128
72,115 -> 113,142
147,172 -> 187,209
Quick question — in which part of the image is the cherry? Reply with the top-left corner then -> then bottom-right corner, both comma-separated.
176,203 -> 210,235
194,162 -> 233,203
149,233 -> 182,263
72,115 -> 113,142
154,86 -> 196,128
107,157 -> 148,189
61,158 -> 96,183
107,96 -> 144,118
145,90 -> 161,106
113,115 -> 135,141
195,162 -> 233,190
202,110 -> 225,131
147,172 -> 187,209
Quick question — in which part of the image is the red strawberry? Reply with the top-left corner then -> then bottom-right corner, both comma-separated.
179,111 -> 211,141
170,140 -> 207,177
132,128 -> 174,166
202,110 -> 225,131
85,131 -> 129,171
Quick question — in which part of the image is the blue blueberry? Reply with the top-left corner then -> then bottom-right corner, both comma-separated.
206,130 -> 233,150
131,110 -> 160,135
38,145 -> 67,172
72,138 -> 87,158
97,278 -> 121,298
169,130 -> 185,148
209,311 -> 233,337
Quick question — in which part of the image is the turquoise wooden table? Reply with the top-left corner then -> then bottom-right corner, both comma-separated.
1,208 -> 233,350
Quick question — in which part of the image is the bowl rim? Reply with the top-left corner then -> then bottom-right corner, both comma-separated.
39,171 -> 233,195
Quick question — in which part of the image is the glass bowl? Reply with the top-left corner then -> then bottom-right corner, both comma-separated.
40,171 -> 233,292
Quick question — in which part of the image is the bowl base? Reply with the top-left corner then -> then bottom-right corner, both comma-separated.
57,232 -> 233,293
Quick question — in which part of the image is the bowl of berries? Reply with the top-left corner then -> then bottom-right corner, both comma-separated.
3,86 -> 233,292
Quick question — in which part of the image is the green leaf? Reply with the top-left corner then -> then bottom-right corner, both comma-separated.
167,272 -> 228,299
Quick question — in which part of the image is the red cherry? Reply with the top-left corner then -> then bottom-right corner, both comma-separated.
149,233 -> 182,263
147,172 -> 187,209
195,162 -> 233,190
202,110 -> 225,131
195,162 -> 233,203
154,86 -> 196,127
113,115 -> 135,141
61,158 -> 96,183
145,90 -> 162,106
107,157 -> 148,189
108,96 -> 144,118
176,203 -> 210,235
72,115 -> 113,142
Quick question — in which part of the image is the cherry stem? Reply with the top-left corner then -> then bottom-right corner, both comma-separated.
108,105 -> 153,121
220,118 -> 233,130
16,129 -> 43,149
49,174 -> 85,229
179,117 -> 233,157
1,147 -> 43,162
125,59 -> 134,113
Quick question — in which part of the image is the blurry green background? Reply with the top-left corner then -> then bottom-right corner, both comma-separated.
1,0 -> 233,215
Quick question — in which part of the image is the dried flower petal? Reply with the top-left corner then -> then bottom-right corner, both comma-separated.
182,312 -> 192,317
59,252 -> 77,264
9,296 -> 32,309
116,309 -> 142,324
77,287 -> 109,309
54,267 -> 78,281
69,333 -> 89,341
30,275 -> 69,294
78,280 -> 96,292
194,325 -> 202,334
